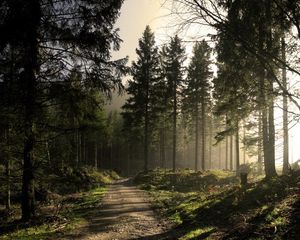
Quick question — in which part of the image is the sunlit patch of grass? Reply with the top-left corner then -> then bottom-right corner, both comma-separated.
135,168 -> 239,193
88,169 -> 120,184
0,187 -> 106,240
209,169 -> 235,179
170,211 -> 183,225
136,168 -> 300,239
0,217 -> 87,240
179,227 -> 215,240
67,187 -> 106,219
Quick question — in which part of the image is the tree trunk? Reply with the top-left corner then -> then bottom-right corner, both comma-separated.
75,129 -> 78,166
258,111 -> 263,174
127,142 -> 130,176
21,0 -> 41,221
159,125 -> 166,168
81,134 -> 85,165
235,122 -> 240,174
195,105 -> 199,171
218,142 -> 222,169
243,121 -> 246,164
281,36 -> 289,174
230,135 -> 233,170
264,0 -> 277,178
4,128 -> 11,210
78,132 -> 81,166
22,134 -> 35,221
94,142 -> 98,169
46,141 -> 51,165
208,116 -> 212,170
110,142 -> 113,169
257,6 -> 276,178
144,107 -> 149,171
225,136 -> 228,170
201,101 -> 206,170
6,158 -> 11,210
266,89 -> 277,177
172,82 -> 177,172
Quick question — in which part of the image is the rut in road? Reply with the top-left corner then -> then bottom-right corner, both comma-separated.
64,179 -> 177,240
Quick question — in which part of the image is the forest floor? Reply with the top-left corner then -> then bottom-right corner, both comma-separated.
134,169 -> 300,240
63,178 -> 176,240
0,175 -> 176,240
1,169 -> 299,239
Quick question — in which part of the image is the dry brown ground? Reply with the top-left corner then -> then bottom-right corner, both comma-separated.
61,179 -> 177,240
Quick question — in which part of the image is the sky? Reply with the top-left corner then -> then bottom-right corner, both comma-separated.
112,0 -> 167,62
112,0 -> 214,62
110,0 -> 300,166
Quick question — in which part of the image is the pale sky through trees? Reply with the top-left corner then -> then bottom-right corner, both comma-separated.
112,0 -> 165,62
112,0 -> 300,166
112,0 -> 208,61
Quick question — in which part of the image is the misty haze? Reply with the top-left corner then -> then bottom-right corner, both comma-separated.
0,0 -> 299,239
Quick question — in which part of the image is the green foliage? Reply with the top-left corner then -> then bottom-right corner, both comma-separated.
135,169 -> 300,239
0,187 -> 106,240
0,168 -> 119,239
36,167 -> 119,198
134,168 -> 238,192
182,40 -> 212,117
0,0 -> 127,220
122,25 -> 162,133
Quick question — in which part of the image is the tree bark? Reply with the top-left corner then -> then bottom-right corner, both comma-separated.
225,136 -> 228,170
208,116 -> 212,170
94,142 -> 98,169
225,115 -> 229,170
160,123 -> 166,168
264,0 -> 277,178
21,0 -> 41,221
45,141 -> 51,165
258,111 -> 263,174
78,132 -> 81,166
218,142 -> 222,169
81,134 -> 85,165
201,100 -> 206,170
281,36 -> 289,174
243,121 -> 246,164
144,105 -> 149,171
235,122 -> 240,174
4,128 -> 11,210
195,105 -> 199,171
172,81 -> 177,172
230,135 -> 233,170
75,129 -> 78,166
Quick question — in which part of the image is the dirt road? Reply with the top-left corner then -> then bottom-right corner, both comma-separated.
64,179 -> 176,240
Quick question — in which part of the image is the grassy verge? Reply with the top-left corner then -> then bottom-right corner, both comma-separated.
0,169 -> 119,240
134,169 -> 300,240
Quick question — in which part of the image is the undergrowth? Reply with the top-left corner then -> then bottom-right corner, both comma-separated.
135,168 -> 300,240
0,168 -> 119,240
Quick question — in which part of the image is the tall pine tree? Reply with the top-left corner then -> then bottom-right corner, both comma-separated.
0,0 -> 126,221
182,40 -> 212,171
122,26 -> 161,171
162,36 -> 186,172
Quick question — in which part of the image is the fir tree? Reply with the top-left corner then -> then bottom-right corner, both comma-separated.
182,40 -> 212,171
162,35 -> 186,172
122,26 -> 161,171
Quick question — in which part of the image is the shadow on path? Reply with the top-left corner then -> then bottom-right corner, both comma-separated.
62,178 -> 178,240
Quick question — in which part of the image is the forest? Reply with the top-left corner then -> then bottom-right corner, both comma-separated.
0,0 -> 299,239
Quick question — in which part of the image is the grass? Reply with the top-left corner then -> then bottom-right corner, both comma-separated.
0,187 -> 106,240
0,168 -> 120,240
135,168 -> 300,239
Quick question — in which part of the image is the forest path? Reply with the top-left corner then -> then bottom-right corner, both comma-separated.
64,179 -> 176,240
